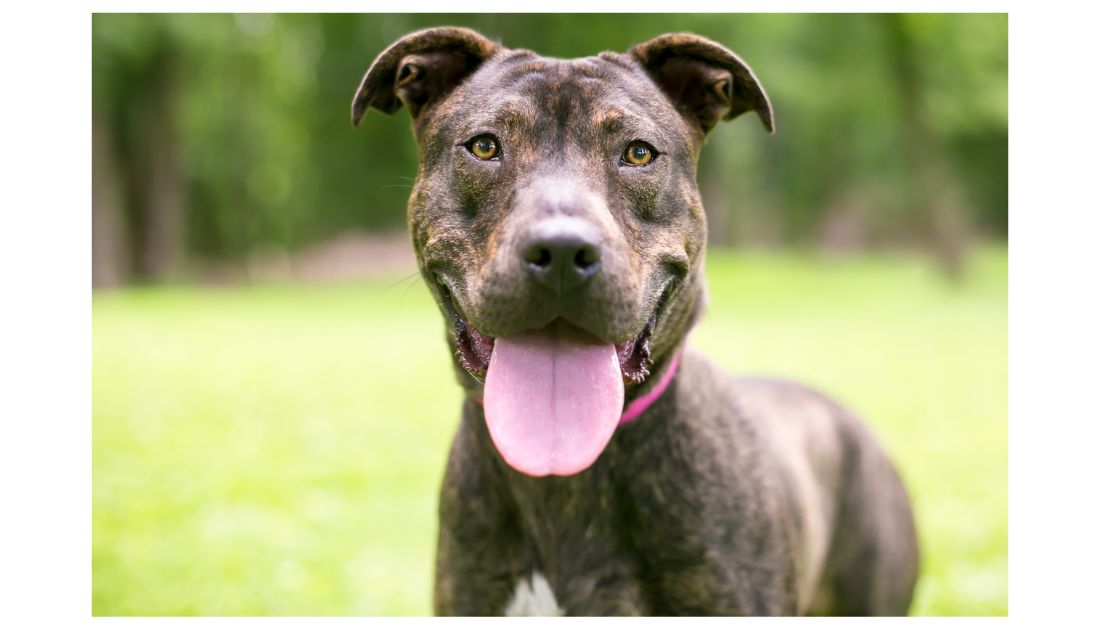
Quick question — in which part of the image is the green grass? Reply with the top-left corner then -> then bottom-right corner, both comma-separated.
92,247 -> 1007,616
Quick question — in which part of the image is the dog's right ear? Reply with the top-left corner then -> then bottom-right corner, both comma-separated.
351,27 -> 499,127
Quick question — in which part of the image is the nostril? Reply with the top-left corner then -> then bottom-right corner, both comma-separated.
524,246 -> 553,269
574,245 -> 601,271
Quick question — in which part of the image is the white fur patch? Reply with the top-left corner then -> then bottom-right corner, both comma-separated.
504,572 -> 564,616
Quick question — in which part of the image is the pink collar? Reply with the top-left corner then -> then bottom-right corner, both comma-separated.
618,349 -> 682,425
469,349 -> 682,426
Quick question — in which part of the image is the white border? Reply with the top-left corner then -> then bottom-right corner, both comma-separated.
5,0 -> 1099,627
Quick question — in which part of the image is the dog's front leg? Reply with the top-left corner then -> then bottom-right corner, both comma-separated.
433,407 -> 533,615
433,519 -> 532,615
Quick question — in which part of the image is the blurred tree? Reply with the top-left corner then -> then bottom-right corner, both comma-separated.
884,13 -> 968,277
93,16 -> 187,283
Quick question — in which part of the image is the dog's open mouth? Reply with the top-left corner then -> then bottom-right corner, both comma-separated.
438,282 -> 672,477
453,313 -> 654,386
445,282 -> 663,387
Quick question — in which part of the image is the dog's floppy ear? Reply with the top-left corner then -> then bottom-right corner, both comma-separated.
351,27 -> 499,126
630,33 -> 774,135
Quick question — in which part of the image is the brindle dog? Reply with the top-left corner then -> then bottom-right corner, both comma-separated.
351,27 -> 919,616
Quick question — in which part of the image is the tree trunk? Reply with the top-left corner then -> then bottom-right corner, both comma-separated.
883,14 -> 968,278
92,115 -> 129,288
133,51 -> 185,281
108,46 -> 187,283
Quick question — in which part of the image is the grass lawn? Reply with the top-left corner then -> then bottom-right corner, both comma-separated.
92,246 -> 1007,615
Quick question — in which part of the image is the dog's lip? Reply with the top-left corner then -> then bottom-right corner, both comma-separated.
614,313 -> 655,384
441,288 -> 665,387
436,272 -> 675,385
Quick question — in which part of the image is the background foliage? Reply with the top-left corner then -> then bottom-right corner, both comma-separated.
92,13 -> 1007,284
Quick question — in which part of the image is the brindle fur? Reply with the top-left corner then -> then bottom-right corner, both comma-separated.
352,27 -> 919,616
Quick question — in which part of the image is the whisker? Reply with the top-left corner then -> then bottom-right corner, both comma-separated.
401,274 -> 427,306
379,270 -> 422,293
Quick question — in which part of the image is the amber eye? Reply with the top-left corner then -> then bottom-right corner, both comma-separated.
467,135 -> 501,160
623,141 -> 656,166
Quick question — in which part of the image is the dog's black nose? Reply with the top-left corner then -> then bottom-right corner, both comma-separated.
520,217 -> 603,293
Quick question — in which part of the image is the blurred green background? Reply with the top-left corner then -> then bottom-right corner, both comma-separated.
92,14 -> 1007,615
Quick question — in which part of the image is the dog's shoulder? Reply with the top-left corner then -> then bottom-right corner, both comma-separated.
678,350 -> 867,448
671,349 -> 858,505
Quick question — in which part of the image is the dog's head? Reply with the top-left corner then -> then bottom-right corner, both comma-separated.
353,27 -> 772,476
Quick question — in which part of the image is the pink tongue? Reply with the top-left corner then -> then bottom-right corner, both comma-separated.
483,323 -> 624,477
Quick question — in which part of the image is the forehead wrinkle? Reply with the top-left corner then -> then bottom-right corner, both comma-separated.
566,60 -> 666,135
581,84 -> 669,144
463,97 -> 537,134
590,107 -> 627,134
493,100 -> 536,131
609,79 -> 682,144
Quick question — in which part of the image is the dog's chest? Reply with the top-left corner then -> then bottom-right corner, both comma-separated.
501,558 -> 647,616
502,470 -> 649,614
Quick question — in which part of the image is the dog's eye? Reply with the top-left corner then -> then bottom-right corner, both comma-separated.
466,134 -> 501,160
622,141 -> 657,166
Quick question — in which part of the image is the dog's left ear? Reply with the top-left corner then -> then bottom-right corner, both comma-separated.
351,27 -> 500,126
630,33 -> 774,135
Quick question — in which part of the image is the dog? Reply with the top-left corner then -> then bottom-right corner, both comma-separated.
351,27 -> 920,616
